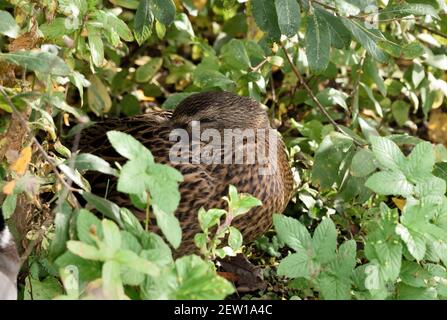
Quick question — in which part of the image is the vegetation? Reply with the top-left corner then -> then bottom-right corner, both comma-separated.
1,0 -> 447,300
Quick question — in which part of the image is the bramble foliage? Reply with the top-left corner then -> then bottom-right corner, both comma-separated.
0,0 -> 446,300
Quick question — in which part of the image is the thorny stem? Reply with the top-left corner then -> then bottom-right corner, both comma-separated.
280,45 -> 364,146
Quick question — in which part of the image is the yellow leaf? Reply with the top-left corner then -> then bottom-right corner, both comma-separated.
3,180 -> 16,195
392,197 -> 406,211
11,146 -> 32,175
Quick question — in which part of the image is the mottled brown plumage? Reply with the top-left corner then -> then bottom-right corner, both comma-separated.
78,91 -> 293,254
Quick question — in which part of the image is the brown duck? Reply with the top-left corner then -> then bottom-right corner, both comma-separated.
78,91 -> 293,254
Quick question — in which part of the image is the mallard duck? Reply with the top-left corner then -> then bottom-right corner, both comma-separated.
78,91 -> 294,254
0,209 -> 20,300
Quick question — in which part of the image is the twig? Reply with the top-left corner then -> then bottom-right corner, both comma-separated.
416,23 -> 447,39
280,45 -> 363,146
0,87 -> 80,195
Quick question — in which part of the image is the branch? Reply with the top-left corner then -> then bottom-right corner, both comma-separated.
416,23 -> 447,39
280,45 -> 364,146
0,87 -> 81,198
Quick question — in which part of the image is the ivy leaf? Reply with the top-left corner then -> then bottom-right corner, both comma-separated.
134,0 -> 154,45
305,11 -> 331,74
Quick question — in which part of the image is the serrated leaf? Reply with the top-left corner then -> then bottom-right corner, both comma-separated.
312,218 -> 337,263
396,224 -> 426,261
369,136 -> 406,171
277,251 -> 314,279
273,214 -> 312,252
365,171 -> 413,197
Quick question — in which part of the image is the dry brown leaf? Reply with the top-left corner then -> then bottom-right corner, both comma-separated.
392,197 -> 406,211
11,146 -> 32,175
428,110 -> 447,146
2,180 -> 16,195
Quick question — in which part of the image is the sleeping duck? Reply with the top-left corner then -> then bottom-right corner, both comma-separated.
78,91 -> 294,254
0,209 -> 20,300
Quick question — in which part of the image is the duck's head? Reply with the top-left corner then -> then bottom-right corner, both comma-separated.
171,91 -> 270,132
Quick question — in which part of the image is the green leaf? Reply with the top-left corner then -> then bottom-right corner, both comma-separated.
275,0 -> 301,37
317,8 -> 351,49
342,19 -> 388,63
277,251 -> 314,279
391,101 -> 410,126
350,149 -> 377,177
380,4 -> 439,20
312,218 -> 337,264
251,0 -> 281,40
67,241 -> 104,260
405,142 -> 435,180
402,42 -> 424,60
86,25 -> 104,67
396,224 -> 426,261
153,204 -> 182,249
135,57 -> 163,83
305,11 -> 331,74
102,261 -> 127,299
76,209 -> 103,245
221,39 -> 252,70
0,51 -> 71,76
193,66 -> 234,89
369,136 -> 406,171
24,277 -> 63,300
134,0 -> 154,45
319,273 -> 351,300
2,194 -> 17,219
49,201 -> 73,260
162,92 -> 196,109
102,219 -> 122,251
198,208 -> 226,231
87,75 -> 112,116
107,131 -> 153,161
72,153 -> 118,176
365,171 -> 413,197
228,227 -> 243,251
150,0 -> 176,25
174,255 -> 234,299
0,10 -> 20,38
82,192 -> 123,226
117,160 -> 147,194
273,214 -> 312,252
363,57 -> 386,96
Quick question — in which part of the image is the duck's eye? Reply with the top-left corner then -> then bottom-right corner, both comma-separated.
199,118 -> 215,124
